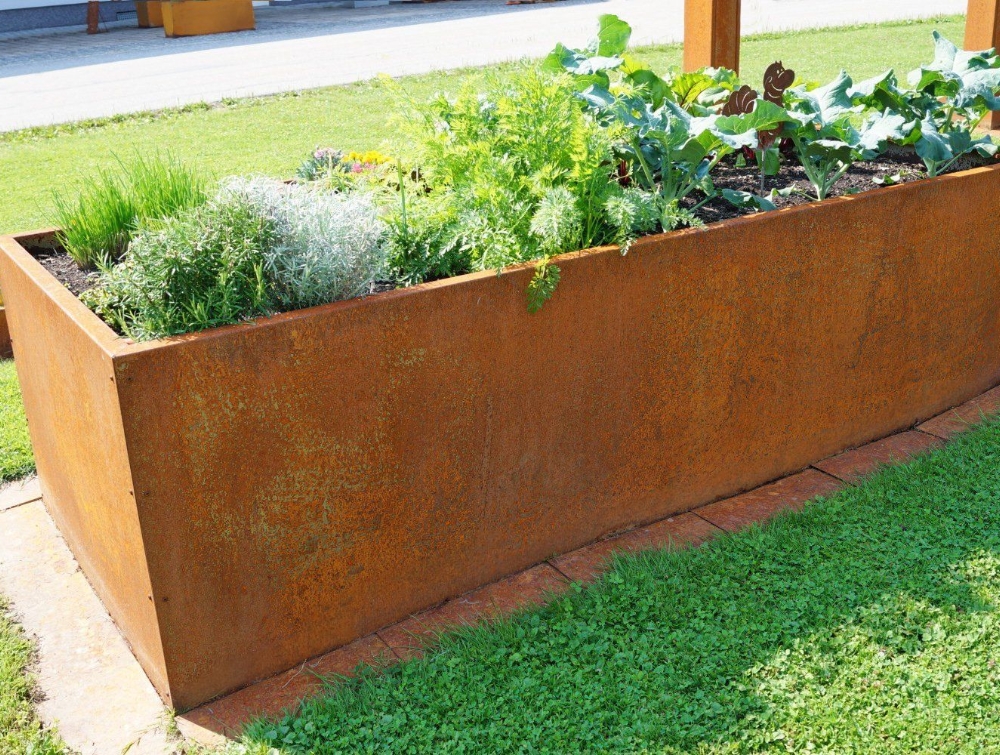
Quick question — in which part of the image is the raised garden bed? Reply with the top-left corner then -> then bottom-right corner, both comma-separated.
2,162 -> 999,710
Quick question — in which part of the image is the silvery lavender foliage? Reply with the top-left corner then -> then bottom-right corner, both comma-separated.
220,177 -> 389,309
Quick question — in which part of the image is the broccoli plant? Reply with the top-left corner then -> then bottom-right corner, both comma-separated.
546,15 -> 790,214
845,33 -> 1000,177
906,32 -> 1000,175
784,71 -> 912,200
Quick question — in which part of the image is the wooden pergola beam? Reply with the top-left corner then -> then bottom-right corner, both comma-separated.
966,0 -> 1000,129
683,0 -> 742,73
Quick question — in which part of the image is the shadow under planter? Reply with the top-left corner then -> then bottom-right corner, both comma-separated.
0,308 -> 10,359
1,165 -> 999,711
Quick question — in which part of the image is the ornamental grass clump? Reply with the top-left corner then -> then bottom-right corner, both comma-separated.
54,154 -> 207,269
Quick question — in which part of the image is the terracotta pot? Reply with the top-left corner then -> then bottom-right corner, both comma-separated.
2,164 -> 999,710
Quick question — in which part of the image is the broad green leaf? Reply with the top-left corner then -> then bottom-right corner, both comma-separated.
711,100 -> 795,149
623,59 -> 672,109
789,71 -> 858,124
953,67 -> 1000,109
541,43 -> 576,74
670,71 -> 717,109
914,117 -> 953,163
805,138 -> 854,162
579,85 -> 616,110
593,14 -> 631,57
721,189 -> 776,211
848,70 -> 910,112
761,146 -> 781,176
928,30 -> 959,73
855,111 -> 910,155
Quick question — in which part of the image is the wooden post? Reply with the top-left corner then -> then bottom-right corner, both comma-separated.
967,0 -> 1000,129
684,0 -> 742,73
86,0 -> 100,34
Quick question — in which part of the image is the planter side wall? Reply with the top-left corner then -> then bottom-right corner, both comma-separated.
110,166 -> 1000,709
0,237 -> 169,697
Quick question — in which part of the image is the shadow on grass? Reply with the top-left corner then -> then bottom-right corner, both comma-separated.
241,421 -> 1000,751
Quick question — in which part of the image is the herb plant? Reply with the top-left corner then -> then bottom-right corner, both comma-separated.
387,69 -> 646,308
83,192 -> 276,340
54,154 -> 207,268
221,178 -> 389,309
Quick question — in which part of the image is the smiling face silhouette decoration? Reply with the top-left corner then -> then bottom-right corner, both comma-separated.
720,61 -> 795,149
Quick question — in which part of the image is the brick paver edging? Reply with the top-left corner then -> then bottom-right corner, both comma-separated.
177,384 -> 1000,745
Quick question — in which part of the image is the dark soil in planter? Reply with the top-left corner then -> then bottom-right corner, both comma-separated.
28,243 -> 395,302
32,246 -> 101,298
696,146 -> 991,223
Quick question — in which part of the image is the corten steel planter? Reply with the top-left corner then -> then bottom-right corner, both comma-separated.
2,165 -> 1000,710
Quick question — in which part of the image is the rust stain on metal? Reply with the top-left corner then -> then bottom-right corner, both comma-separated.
2,165 -> 1000,710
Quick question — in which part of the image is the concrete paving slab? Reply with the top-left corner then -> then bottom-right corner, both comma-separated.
0,500 -> 174,755
0,475 -> 41,512
0,0 -> 965,131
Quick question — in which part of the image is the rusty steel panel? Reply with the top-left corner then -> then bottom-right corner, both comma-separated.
966,0 -> 1000,129
4,166 -> 1000,710
0,234 -> 169,698
684,0 -> 742,72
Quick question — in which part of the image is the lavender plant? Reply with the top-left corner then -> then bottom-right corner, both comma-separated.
220,178 -> 389,308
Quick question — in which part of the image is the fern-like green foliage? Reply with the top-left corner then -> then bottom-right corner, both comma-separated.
386,69 -> 645,305
527,260 -> 561,313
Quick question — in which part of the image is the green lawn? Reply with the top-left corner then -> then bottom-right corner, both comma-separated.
242,419 -> 1000,753
0,361 -> 33,483
0,15 -> 965,234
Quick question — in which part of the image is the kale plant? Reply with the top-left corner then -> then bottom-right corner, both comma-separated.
844,33 -> 1000,177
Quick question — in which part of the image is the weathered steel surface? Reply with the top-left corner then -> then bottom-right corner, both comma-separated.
966,0 -> 1000,129
0,232 -> 169,696
684,0 -> 742,72
4,165 -> 1000,710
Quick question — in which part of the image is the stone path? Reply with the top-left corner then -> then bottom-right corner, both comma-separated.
0,480 -> 174,754
0,0 -> 965,131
